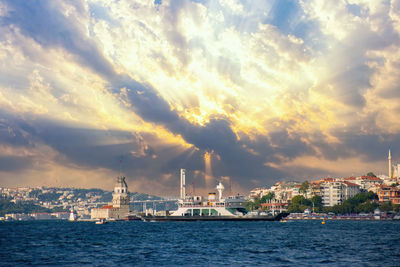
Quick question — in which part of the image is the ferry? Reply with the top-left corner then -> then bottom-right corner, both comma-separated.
141,169 -> 287,222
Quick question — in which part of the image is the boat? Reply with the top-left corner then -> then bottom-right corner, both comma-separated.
95,218 -> 108,224
141,169 -> 287,222
125,215 -> 142,221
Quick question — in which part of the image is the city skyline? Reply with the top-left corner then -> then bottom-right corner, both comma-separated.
1,0 -> 400,195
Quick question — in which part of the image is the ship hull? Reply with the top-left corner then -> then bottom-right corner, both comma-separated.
141,213 -> 288,222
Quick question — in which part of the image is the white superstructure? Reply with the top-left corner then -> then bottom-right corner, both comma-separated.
180,168 -> 186,199
170,172 -> 247,217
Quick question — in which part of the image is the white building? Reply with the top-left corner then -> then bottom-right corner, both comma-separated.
388,149 -> 400,182
343,176 -> 383,191
321,180 -> 360,207
91,176 -> 130,220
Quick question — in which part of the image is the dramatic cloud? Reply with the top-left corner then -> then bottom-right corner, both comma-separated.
0,0 -> 399,195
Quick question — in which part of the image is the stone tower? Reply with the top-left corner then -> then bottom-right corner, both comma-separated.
112,176 -> 130,208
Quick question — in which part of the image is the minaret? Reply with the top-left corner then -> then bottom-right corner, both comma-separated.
388,149 -> 392,179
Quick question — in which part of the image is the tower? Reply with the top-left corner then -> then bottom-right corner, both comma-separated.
180,169 -> 186,200
389,149 -> 392,179
112,176 -> 129,207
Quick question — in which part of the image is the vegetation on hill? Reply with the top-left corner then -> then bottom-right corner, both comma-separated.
0,199 -> 67,217
286,191 -> 400,214
247,191 -> 400,214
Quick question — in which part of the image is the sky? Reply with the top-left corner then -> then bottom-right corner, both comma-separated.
0,0 -> 400,196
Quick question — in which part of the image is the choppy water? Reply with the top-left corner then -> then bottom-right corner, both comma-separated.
1,220 -> 399,266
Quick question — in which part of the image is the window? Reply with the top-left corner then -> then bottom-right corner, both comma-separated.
201,209 -> 209,216
210,209 -> 218,216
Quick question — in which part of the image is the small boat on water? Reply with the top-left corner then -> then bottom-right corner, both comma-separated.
95,218 -> 108,224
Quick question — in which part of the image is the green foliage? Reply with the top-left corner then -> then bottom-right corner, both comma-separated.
38,193 -> 62,202
366,172 -> 376,177
0,199 -> 50,217
354,201 -> 379,213
29,189 -> 42,198
322,191 -> 395,215
299,181 -> 310,197
260,192 -> 275,204
245,198 -> 261,211
311,195 -> 323,212
380,202 -> 393,212
288,191 -> 387,215
288,195 -> 312,213
394,205 -> 400,212
366,191 -> 379,200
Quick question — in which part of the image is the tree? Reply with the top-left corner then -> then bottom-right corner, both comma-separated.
311,195 -> 323,212
287,195 -> 312,213
366,172 -> 376,177
260,195 -> 267,204
355,201 -> 378,213
260,192 -> 275,204
380,202 -> 393,212
245,198 -> 261,211
366,191 -> 378,200
299,181 -> 310,197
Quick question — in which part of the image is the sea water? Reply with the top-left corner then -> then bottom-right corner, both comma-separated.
1,220 -> 399,266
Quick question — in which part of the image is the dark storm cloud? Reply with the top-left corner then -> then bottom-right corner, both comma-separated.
0,118 -> 34,148
0,156 -> 33,172
28,120 -> 151,170
0,114 -> 37,172
4,0 -> 397,190
333,131 -> 400,162
268,129 -> 314,159
166,118 -> 286,185
1,0 -> 292,186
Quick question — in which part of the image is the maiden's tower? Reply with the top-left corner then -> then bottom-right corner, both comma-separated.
91,176 -> 130,220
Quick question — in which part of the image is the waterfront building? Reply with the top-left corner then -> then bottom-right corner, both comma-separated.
378,186 -> 400,204
321,180 -> 360,206
261,199 -> 288,215
91,176 -> 130,220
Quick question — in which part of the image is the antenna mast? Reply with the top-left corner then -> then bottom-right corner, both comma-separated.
229,178 -> 232,196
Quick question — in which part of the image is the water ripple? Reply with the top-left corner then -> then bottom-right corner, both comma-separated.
1,220 -> 400,266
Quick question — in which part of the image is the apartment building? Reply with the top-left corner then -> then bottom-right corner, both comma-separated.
321,180 -> 360,206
